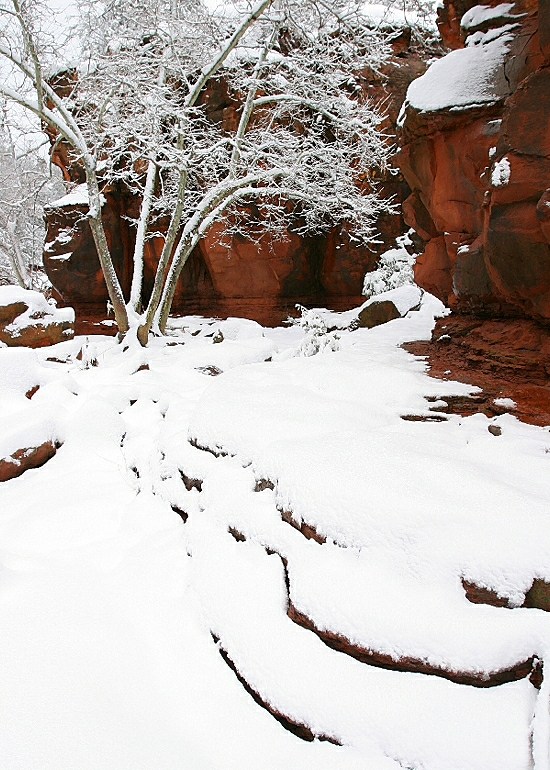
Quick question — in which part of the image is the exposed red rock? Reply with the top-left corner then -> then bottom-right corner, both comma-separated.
0,441 -> 58,483
462,579 -> 511,608
398,0 -> 550,320
279,508 -> 327,544
404,316 -> 550,426
357,298 -> 402,328
462,576 -> 550,612
287,599 -> 538,687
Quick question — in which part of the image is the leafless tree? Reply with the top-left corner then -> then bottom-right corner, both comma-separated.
0,0 -> 395,343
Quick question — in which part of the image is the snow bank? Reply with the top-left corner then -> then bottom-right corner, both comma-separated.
1,300 -> 549,770
360,283 -> 422,315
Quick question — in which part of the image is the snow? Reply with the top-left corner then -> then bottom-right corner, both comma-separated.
461,3 -> 516,30
0,287 -> 74,342
47,182 -> 90,208
492,156 -> 511,187
495,397 -> 517,409
363,239 -> 416,299
1,296 -> 550,770
400,29 -> 513,116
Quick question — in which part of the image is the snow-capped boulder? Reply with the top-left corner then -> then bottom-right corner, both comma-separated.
357,284 -> 422,328
0,286 -> 74,348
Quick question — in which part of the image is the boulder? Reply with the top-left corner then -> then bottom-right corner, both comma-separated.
0,441 -> 57,483
397,0 -> 550,320
0,286 -> 74,347
358,299 -> 401,328
357,284 -> 422,328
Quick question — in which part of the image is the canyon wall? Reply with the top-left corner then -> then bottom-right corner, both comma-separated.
397,0 -> 550,319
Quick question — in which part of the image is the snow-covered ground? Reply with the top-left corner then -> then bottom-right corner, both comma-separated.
1,292 -> 550,770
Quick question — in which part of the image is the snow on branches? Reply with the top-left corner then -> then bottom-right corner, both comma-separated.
0,0 -> 395,342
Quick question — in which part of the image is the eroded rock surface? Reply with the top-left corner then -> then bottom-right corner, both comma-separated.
0,441 -> 58,483
398,0 -> 550,320
405,315 -> 550,425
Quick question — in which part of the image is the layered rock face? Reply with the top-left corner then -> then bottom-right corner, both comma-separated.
43,33 -> 428,328
397,0 -> 550,319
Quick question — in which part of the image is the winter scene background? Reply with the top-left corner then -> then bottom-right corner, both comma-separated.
1,0 -> 550,768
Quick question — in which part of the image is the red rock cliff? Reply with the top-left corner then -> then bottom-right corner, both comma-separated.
397,0 -> 550,320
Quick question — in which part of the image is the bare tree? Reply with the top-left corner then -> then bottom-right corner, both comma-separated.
0,108 -> 62,288
0,0 -> 394,343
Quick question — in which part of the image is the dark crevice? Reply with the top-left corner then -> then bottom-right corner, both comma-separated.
401,413 -> 448,422
279,508 -> 326,544
211,633 -> 341,744
189,437 -> 228,458
180,471 -> 203,492
524,579 -> 550,612
171,504 -> 188,522
195,365 -> 223,376
229,526 -> 246,542
255,478 -> 275,492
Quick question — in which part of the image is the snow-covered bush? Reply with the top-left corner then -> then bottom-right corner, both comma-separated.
291,305 -> 340,357
363,233 -> 417,300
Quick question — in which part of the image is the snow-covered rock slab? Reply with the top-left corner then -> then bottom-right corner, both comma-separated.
0,286 -> 74,348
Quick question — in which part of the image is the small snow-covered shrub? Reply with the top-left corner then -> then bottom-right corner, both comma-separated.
291,305 -> 341,357
363,233 -> 416,300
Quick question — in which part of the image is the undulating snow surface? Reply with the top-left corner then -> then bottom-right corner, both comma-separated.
1,294 -> 550,770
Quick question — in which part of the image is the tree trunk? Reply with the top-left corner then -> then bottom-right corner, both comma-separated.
86,173 -> 129,335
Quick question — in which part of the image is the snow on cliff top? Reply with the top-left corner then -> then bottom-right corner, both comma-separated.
461,3 -> 516,30
400,28 -> 513,117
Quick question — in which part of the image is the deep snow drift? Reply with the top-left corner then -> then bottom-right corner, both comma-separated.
1,291 -> 550,770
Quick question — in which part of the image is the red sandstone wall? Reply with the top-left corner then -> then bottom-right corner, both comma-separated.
398,0 -> 550,319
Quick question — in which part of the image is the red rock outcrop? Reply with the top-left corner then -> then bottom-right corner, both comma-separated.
0,286 -> 74,347
43,33 -> 429,328
397,0 -> 550,321
405,315 -> 550,425
0,441 -> 58,483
